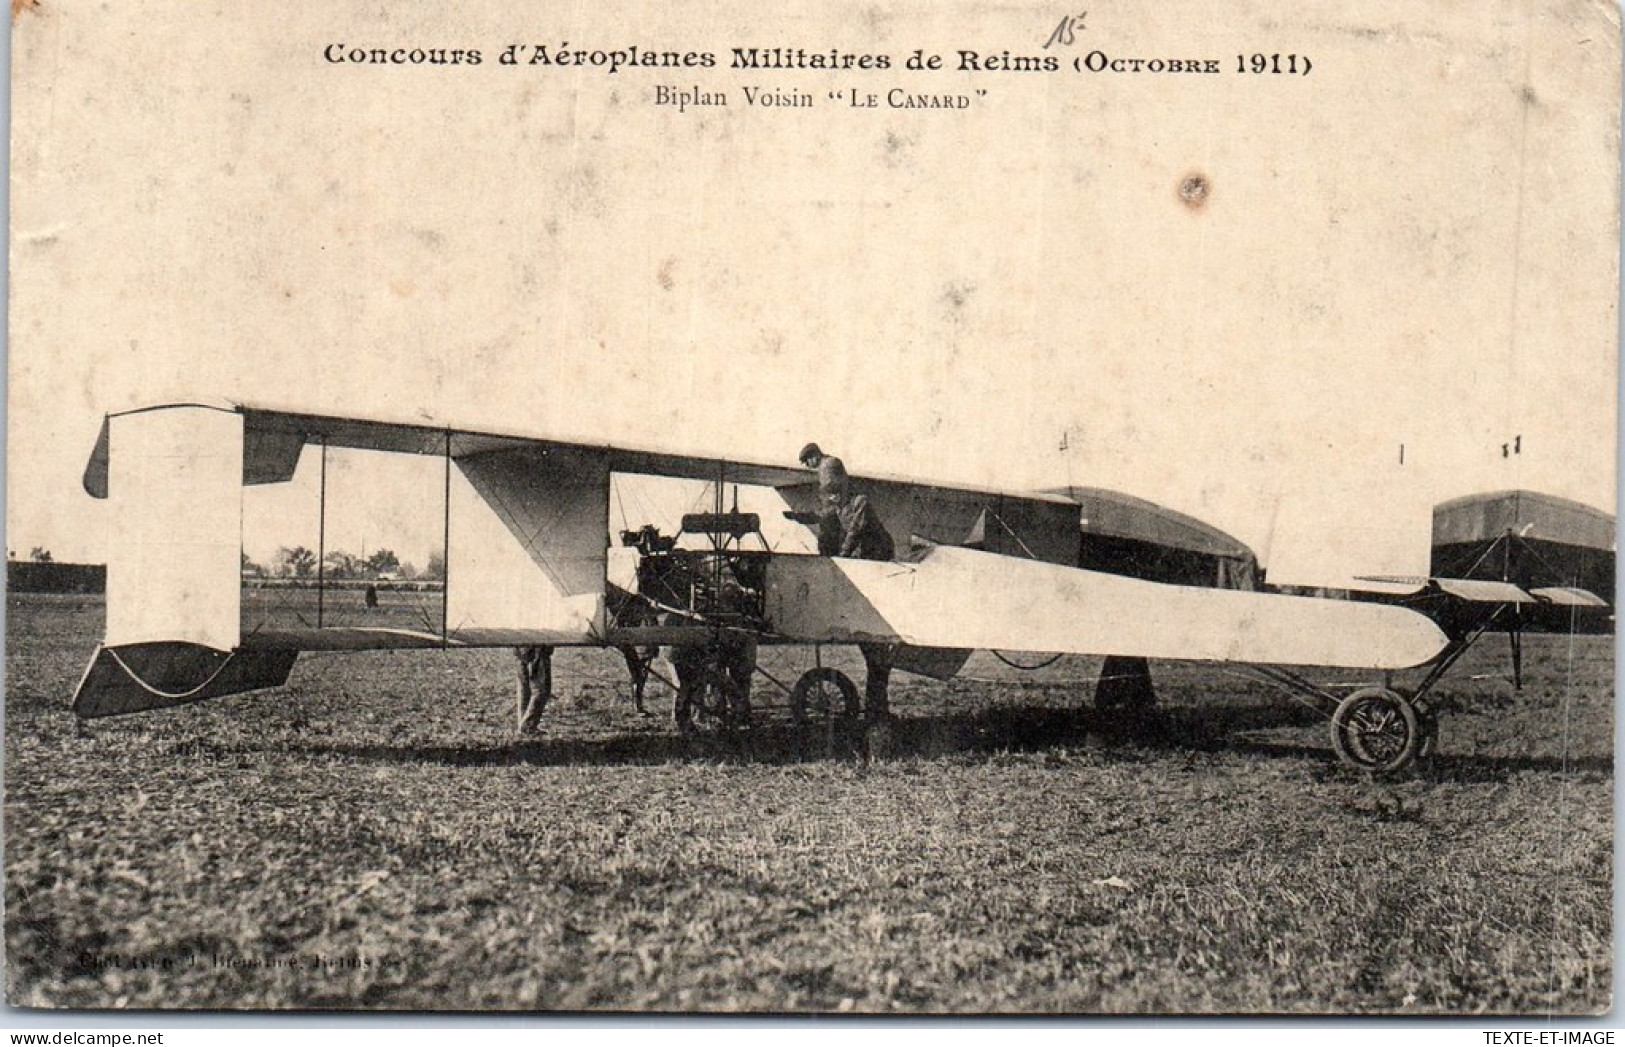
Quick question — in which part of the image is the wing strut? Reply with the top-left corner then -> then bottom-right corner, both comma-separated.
441,430 -> 452,647
1507,605 -> 1524,691
317,437 -> 328,629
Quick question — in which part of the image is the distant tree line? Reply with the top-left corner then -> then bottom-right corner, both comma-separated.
241,547 -> 442,581
7,560 -> 104,594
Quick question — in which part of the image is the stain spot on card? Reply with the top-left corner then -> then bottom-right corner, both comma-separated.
882,130 -> 917,168
12,0 -> 40,21
561,164 -> 605,216
1179,173 -> 1210,209
1520,85 -> 1539,106
942,281 -> 975,312
657,258 -> 676,292
20,225 -> 63,246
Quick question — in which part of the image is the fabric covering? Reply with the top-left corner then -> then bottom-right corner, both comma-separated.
1433,490 -> 1614,551
1045,486 -> 1259,590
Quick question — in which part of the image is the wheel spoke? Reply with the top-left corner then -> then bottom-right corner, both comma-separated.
1331,687 -> 1421,773
791,667 -> 860,728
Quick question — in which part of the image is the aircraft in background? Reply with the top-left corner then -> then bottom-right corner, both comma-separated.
1346,489 -> 1612,691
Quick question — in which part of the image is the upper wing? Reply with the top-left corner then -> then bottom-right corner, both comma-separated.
87,400 -> 1095,597
84,400 -> 819,499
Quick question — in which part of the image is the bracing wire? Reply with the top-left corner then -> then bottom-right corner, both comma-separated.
105,648 -> 239,702
991,650 -> 1063,671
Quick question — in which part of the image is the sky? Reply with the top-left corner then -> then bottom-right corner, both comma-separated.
8,0 -> 1619,587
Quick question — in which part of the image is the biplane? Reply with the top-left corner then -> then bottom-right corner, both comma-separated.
1342,488 -> 1613,701
72,400 -> 1530,773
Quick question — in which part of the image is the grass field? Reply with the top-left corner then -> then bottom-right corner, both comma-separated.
4,593 -> 1613,1013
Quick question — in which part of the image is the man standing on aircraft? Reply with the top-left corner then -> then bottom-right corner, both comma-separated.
793,443 -> 899,721
835,489 -> 895,561
798,443 -> 848,556
799,442 -> 849,506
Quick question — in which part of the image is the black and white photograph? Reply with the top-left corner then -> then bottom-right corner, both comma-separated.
5,0 -> 1618,1016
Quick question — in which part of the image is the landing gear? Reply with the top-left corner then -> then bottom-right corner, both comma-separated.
1416,703 -> 1441,759
790,667 -> 861,726
789,667 -> 862,759
673,647 -> 753,735
1330,687 -> 1424,774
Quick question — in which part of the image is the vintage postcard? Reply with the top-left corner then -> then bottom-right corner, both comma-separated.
6,0 -> 1618,1014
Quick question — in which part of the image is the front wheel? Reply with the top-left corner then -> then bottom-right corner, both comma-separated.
1330,687 -> 1422,774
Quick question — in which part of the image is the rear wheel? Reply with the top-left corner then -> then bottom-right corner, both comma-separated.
1330,687 -> 1422,774
790,668 -> 861,726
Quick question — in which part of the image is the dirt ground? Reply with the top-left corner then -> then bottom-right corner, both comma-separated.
4,593 -> 1613,1013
